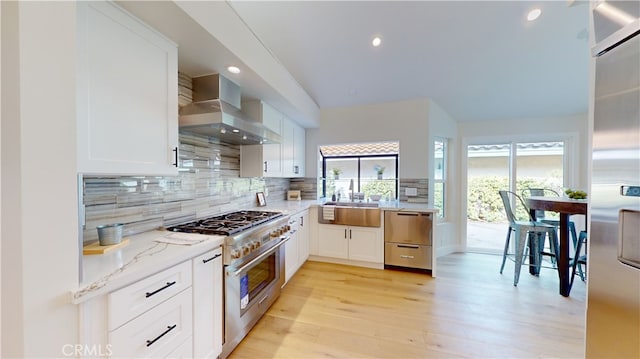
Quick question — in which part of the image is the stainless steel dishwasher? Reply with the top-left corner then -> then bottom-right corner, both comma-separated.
384,211 -> 433,270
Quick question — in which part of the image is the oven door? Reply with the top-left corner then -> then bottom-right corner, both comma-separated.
223,238 -> 287,357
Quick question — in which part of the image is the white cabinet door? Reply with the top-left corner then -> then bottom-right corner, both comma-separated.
281,118 -> 295,177
298,210 -> 310,264
240,101 -> 283,177
192,248 -> 223,359
242,100 -> 282,135
284,220 -> 299,284
109,288 -> 193,358
108,261 -> 192,331
263,142 -> 283,176
282,118 -> 305,178
77,2 -> 178,176
318,224 -> 382,263
293,123 -> 306,177
318,224 -> 349,259
167,336 -> 194,359
240,143 -> 282,177
348,227 -> 383,263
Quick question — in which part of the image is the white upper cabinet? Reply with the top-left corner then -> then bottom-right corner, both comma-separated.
282,117 -> 305,178
76,1 -> 179,176
240,101 -> 282,177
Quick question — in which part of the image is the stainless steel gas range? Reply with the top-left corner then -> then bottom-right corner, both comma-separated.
168,210 -> 291,358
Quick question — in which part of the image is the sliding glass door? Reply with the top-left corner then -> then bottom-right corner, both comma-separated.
466,141 -> 565,253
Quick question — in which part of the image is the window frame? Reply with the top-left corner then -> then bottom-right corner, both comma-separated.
433,138 -> 447,219
322,154 -> 399,199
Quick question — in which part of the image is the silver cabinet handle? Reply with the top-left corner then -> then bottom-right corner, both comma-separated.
400,255 -> 415,259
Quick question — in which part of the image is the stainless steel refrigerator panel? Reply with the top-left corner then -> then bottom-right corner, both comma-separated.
587,18 -> 640,358
592,1 -> 640,44
618,209 -> 640,269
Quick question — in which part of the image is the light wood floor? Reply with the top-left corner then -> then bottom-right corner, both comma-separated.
229,253 -> 587,358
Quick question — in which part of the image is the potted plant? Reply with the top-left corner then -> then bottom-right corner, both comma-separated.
374,165 -> 385,180
331,168 -> 342,179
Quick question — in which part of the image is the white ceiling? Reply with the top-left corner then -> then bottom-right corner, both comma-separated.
229,0 -> 590,123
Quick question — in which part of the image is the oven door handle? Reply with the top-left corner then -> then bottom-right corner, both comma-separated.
230,236 -> 290,276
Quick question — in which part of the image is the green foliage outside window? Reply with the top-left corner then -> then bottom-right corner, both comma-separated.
467,176 -> 562,222
362,180 -> 395,199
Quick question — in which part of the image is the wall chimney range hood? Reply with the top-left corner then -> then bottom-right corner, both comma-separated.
179,74 -> 281,145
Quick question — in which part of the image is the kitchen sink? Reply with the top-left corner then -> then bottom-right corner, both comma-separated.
323,201 -> 379,208
318,203 -> 381,227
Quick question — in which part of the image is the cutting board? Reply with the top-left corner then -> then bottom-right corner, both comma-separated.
83,238 -> 130,255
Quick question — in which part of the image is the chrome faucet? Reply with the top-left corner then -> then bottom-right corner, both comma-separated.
349,178 -> 354,201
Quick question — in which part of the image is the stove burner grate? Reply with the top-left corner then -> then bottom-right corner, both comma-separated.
168,210 -> 283,236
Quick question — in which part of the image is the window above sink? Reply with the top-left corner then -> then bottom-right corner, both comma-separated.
319,141 -> 399,202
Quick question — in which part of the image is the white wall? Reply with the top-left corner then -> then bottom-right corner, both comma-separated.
1,2 -> 79,357
306,98 -> 430,179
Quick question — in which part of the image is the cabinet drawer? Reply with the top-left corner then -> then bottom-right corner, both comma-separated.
109,288 -> 193,358
166,336 -> 193,359
109,261 -> 192,330
384,243 -> 432,270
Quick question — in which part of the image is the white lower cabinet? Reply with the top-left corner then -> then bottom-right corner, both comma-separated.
166,337 -> 193,359
109,288 -> 193,358
298,210 -> 310,263
80,247 -> 224,358
284,217 -> 299,283
318,224 -> 383,263
284,209 -> 310,285
192,248 -> 223,359
108,261 -> 192,331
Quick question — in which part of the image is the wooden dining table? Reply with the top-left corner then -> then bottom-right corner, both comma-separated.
526,196 -> 588,296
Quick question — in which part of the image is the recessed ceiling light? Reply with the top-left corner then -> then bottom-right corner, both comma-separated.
232,129 -> 240,133
527,8 -> 542,21
227,66 -> 241,74
372,36 -> 382,47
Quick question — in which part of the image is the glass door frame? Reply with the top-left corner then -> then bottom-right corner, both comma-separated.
461,133 -> 579,252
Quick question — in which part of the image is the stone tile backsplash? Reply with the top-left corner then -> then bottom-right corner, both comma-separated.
398,178 -> 429,203
288,177 -> 319,200
82,132 -> 289,243
82,131 -> 430,242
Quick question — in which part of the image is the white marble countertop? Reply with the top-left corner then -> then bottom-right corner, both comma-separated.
73,199 -> 436,304
72,230 -> 224,304
257,198 -> 438,213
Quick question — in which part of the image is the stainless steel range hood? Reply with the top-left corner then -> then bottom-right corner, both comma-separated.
179,74 -> 281,145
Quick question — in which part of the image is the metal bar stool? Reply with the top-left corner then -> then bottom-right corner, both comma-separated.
570,230 -> 588,288
499,190 -> 559,286
521,188 -> 579,266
